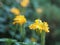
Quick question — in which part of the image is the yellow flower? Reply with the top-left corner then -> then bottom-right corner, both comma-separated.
20,0 -> 29,7
42,22 -> 49,32
29,19 -> 43,30
36,8 -> 43,14
13,15 -> 26,25
29,20 -> 41,33
10,7 -> 20,15
29,19 -> 49,33
35,19 -> 42,23
31,37 -> 37,42
29,23 -> 37,30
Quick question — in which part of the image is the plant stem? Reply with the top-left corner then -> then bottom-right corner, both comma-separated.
41,31 -> 46,45
20,25 -> 23,37
20,25 -> 25,38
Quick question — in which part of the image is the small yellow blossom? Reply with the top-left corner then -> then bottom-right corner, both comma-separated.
36,8 -> 43,14
13,15 -> 26,25
10,7 -> 20,15
29,19 -> 43,30
29,19 -> 49,33
35,19 -> 42,24
43,22 -> 49,32
31,37 -> 37,42
20,0 -> 29,7
29,24 -> 37,30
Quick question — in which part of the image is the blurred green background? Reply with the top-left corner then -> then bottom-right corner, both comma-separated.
0,0 -> 60,45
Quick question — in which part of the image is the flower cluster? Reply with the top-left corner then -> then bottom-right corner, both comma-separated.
10,7 -> 49,33
20,0 -> 29,7
10,7 -> 26,25
29,19 -> 49,33
10,7 -> 20,15
13,15 -> 26,25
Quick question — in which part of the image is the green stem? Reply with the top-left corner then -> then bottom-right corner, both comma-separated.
20,25 -> 26,38
41,31 -> 46,45
20,25 -> 23,37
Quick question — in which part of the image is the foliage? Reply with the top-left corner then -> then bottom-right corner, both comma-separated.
0,0 -> 60,45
